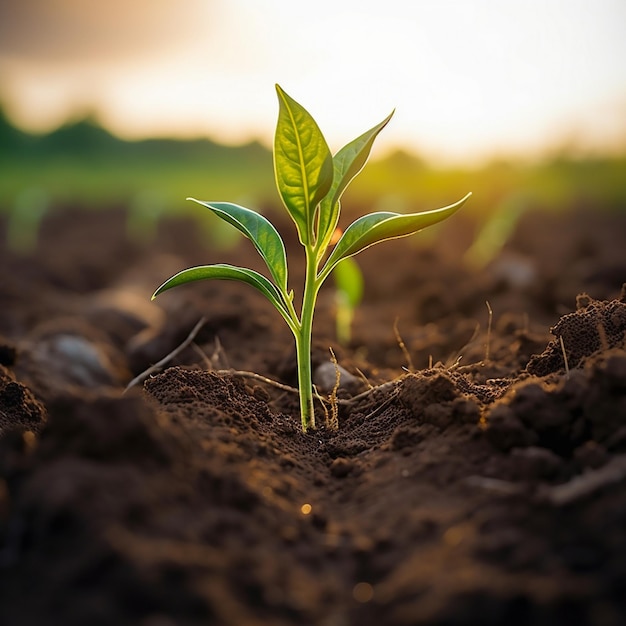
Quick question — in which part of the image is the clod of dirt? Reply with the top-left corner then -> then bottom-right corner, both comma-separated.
527,285 -> 626,376
389,423 -> 432,451
40,390 -> 188,468
329,457 -> 354,478
144,367 -> 278,428
486,347 -> 626,456
0,340 -> 17,367
483,404 -> 538,452
486,376 -> 587,456
581,350 -> 626,445
0,365 -> 47,435
398,371 -> 480,429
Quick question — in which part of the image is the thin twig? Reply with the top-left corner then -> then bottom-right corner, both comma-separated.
211,368 -> 404,408
211,335 -> 229,369
313,384 -> 329,422
124,316 -> 207,392
346,378 -> 403,404
448,355 -> 463,370
484,300 -> 493,362
354,367 -> 374,390
191,342 -> 212,369
131,331 -> 406,411
559,335 -> 570,379
542,455 -> 626,506
362,387 -> 400,420
214,369 -> 300,394
393,317 -> 414,372
327,347 -> 340,429
465,475 -> 525,495
446,322 -> 480,368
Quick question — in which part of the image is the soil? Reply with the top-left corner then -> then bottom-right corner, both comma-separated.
0,203 -> 625,626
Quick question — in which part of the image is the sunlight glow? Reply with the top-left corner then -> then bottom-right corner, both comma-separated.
1,0 -> 625,165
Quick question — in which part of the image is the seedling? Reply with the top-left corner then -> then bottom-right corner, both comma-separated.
153,85 -> 471,432
334,257 -> 364,345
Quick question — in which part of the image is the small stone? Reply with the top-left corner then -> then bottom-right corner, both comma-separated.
313,361 -> 360,394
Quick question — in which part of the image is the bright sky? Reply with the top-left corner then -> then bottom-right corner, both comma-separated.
1,0 -> 625,165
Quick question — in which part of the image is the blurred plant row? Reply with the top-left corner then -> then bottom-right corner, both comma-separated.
1,106 -> 625,255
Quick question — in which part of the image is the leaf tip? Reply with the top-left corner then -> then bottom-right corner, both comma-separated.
151,283 -> 168,300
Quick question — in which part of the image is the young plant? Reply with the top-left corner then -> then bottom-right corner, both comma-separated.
152,85 -> 471,432
333,256 -> 364,345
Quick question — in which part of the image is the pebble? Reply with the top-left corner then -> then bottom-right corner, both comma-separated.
313,361 -> 360,394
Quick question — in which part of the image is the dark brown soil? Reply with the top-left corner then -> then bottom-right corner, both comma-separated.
1,204 -> 625,625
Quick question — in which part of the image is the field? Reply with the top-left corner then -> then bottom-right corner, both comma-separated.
1,116 -> 626,625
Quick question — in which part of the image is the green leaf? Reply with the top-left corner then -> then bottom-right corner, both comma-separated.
321,192 -> 472,277
187,199 -> 288,293
152,263 -> 292,325
317,111 -> 394,250
274,84 -> 334,245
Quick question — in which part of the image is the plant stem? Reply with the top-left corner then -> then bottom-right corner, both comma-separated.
296,247 -> 320,431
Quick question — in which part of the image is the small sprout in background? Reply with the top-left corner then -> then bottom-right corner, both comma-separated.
464,193 -> 536,290
7,187 -> 48,254
126,189 -> 167,244
333,256 -> 364,345
464,193 -> 527,270
153,84 -> 471,432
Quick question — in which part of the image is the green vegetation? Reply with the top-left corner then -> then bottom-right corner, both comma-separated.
152,85 -> 471,432
1,105 -> 625,226
333,257 -> 364,345
0,107 -> 275,212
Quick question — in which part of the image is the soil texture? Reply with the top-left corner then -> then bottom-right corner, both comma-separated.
1,204 -> 626,626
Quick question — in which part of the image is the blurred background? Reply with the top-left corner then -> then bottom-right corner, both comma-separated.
1,0 -> 625,248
